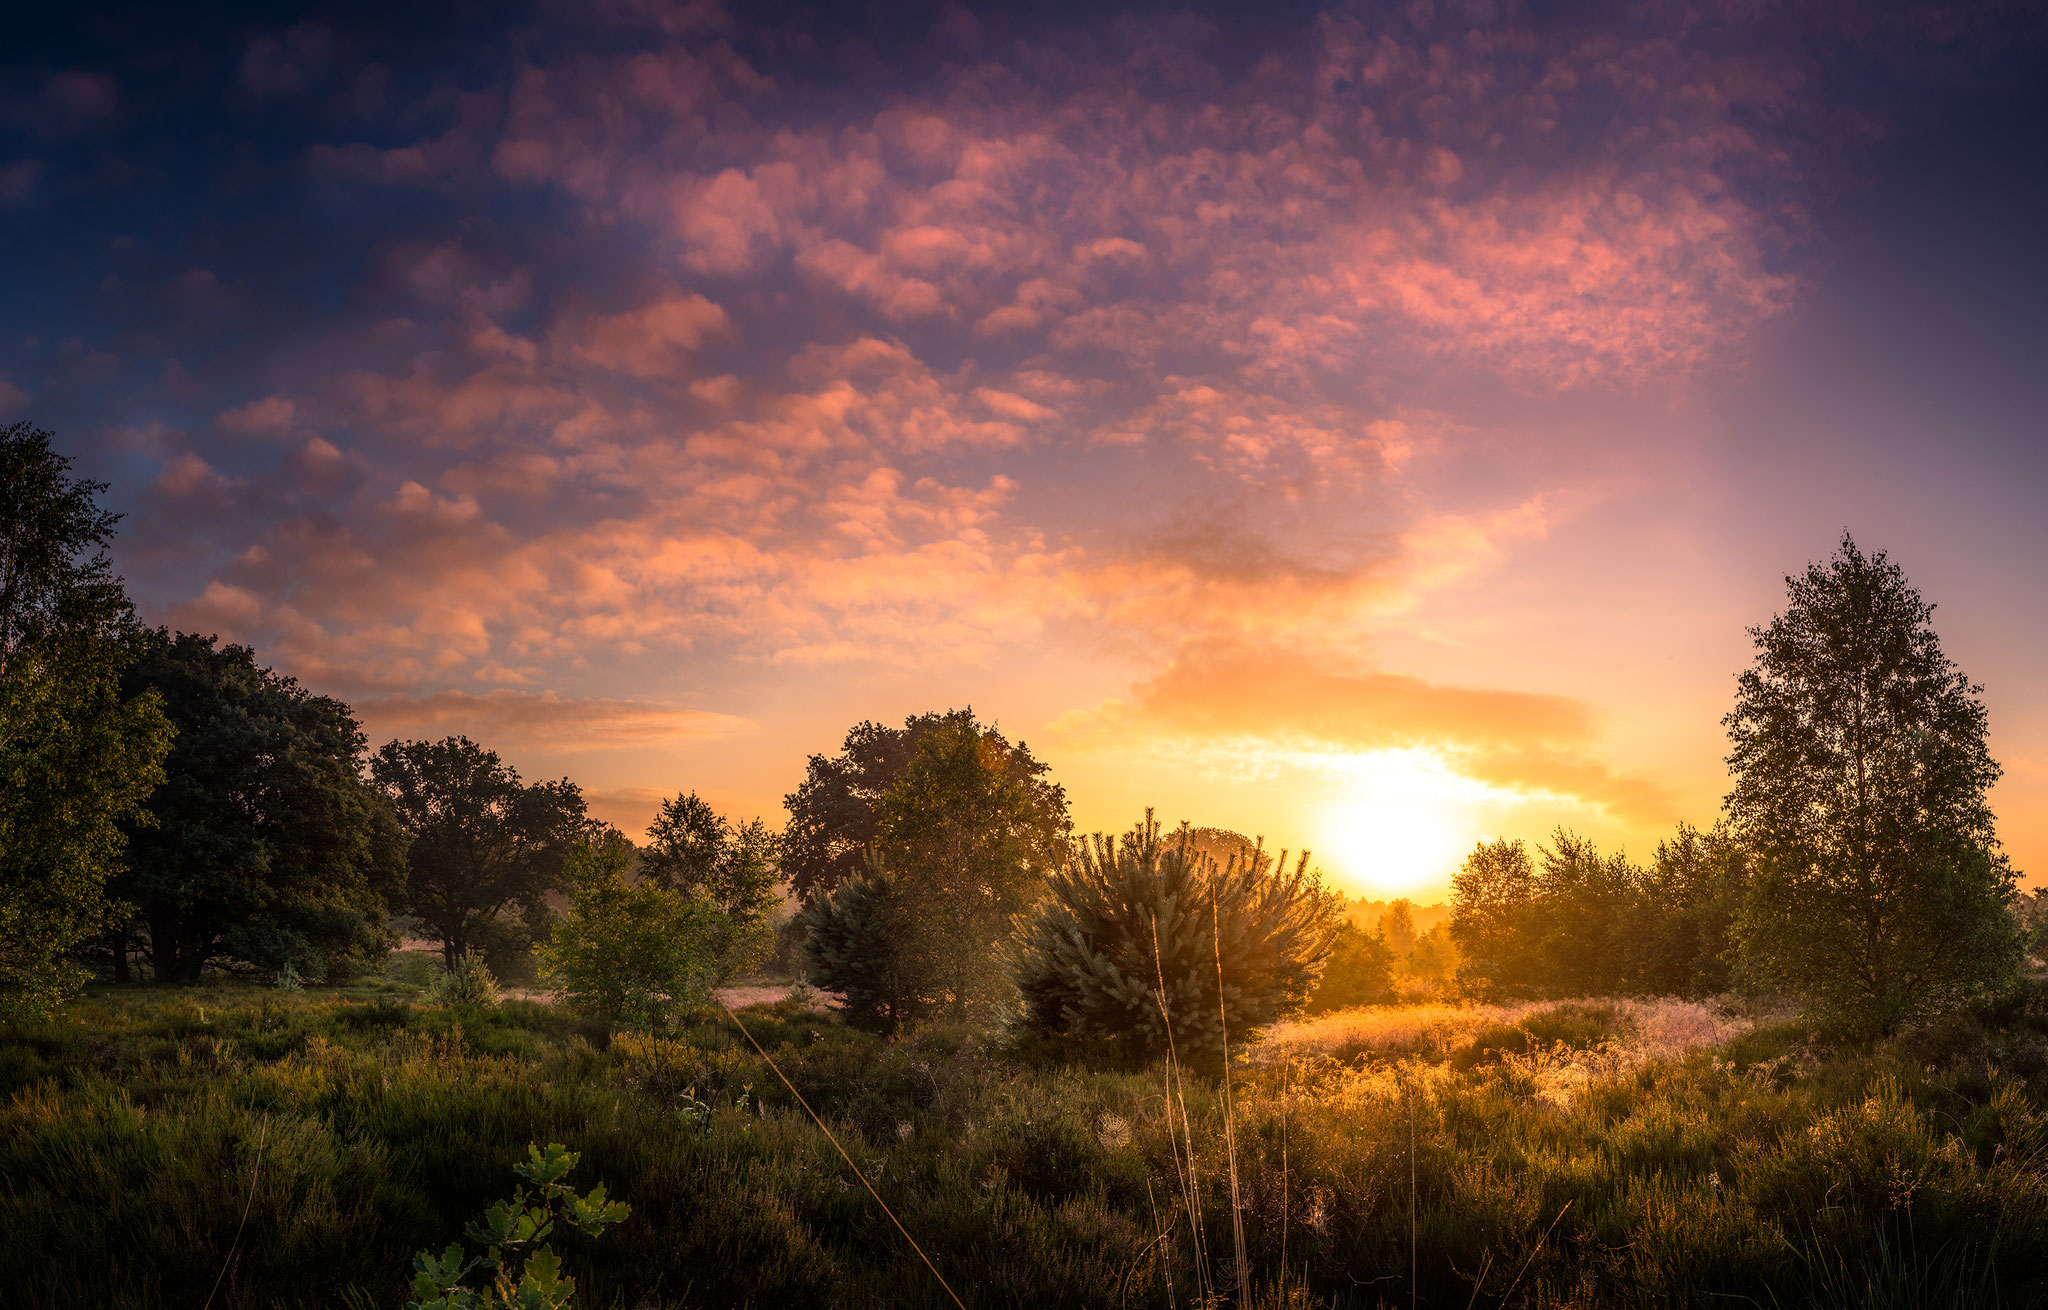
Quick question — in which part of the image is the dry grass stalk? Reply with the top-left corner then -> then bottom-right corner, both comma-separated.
719,1001 -> 966,1310
1213,894 -> 1251,1306
1151,915 -> 1210,1303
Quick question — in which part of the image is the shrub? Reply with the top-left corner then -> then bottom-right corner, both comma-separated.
538,831 -> 719,1030
1010,811 -> 1336,1065
431,951 -> 501,1008
389,951 -> 441,989
406,1142 -> 630,1310
1304,920 -> 1396,1013
795,858 -> 920,1034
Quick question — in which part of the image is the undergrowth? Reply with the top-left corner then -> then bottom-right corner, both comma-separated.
7,981 -> 2048,1307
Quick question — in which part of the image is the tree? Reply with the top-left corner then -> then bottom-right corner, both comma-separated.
781,708 -> 1067,903
1726,534 -> 2022,1033
0,423 -> 172,1014
539,829 -> 721,1030
0,422 -> 130,681
795,855 -> 921,1034
1641,822 -> 1744,997
1010,812 -> 1336,1066
372,737 -> 590,972
1304,919 -> 1396,1013
642,790 -> 781,977
872,715 -> 1057,1016
1448,838 -> 1543,998
115,630 -> 405,981
1377,899 -> 1417,957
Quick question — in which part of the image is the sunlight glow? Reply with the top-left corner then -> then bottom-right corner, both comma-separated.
1317,749 -> 1484,896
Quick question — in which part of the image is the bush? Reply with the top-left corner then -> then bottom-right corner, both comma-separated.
406,1142 -> 629,1310
389,951 -> 441,989
1010,811 -> 1336,1065
538,832 -> 719,1030
431,951 -> 501,1008
795,860 -> 919,1034
1304,920 -> 1396,1013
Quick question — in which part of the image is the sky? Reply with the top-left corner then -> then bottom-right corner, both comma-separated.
5,0 -> 2046,899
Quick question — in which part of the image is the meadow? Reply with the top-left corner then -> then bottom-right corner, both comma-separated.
8,974 -> 2048,1309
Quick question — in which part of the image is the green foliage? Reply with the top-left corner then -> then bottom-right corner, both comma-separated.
781,708 -> 1068,903
794,856 -> 919,1034
1304,919 -> 1396,1012
1727,534 -> 2023,1034
372,737 -> 591,975
1449,824 -> 1742,1000
0,423 -> 173,1016
641,791 -> 781,979
0,421 -> 132,674
799,718 -> 1063,1033
1011,811 -> 1337,1065
869,716 -> 1058,1017
389,950 -> 442,989
537,831 -> 717,1029
431,951 -> 502,1009
406,1142 -> 630,1310
115,628 -> 405,983
0,646 -> 172,1017
11,981 -> 2048,1309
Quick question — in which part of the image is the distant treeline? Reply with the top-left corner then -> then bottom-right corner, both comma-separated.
2,421 -> 2036,1041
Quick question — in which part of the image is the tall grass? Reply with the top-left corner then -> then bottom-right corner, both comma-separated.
6,980 -> 2048,1307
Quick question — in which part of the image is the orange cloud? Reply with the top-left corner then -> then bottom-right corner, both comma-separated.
357,689 -> 745,751
1055,644 -> 1676,825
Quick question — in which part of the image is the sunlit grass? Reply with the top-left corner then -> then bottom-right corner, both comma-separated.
5,982 -> 2047,1308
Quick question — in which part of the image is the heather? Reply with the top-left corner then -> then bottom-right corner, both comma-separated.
8,977 -> 2048,1308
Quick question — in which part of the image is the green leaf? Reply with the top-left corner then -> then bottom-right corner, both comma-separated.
514,1141 -> 577,1187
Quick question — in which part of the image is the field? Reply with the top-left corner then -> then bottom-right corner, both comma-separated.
7,978 -> 2048,1309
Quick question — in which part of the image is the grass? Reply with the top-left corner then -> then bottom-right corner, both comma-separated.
6,976 -> 2048,1307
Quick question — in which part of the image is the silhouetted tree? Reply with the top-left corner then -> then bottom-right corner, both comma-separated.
1641,821 -> 1745,997
1449,827 -> 1723,1000
372,736 -> 590,972
116,630 -> 405,981
781,709 -> 1067,903
1726,534 -> 2022,1033
0,423 -> 172,1013
1378,899 -> 1417,957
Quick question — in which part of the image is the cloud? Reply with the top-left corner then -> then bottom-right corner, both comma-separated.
357,688 -> 746,750
1055,644 -> 1676,825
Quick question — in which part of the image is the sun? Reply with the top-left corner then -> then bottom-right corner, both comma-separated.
1317,751 -> 1476,896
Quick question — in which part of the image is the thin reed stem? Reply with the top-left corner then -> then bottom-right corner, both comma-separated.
1213,894 -> 1249,1306
1152,913 -> 1211,1304
720,1001 -> 967,1310
202,1117 -> 267,1310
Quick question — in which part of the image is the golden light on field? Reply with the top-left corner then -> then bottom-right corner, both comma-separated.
1318,749 -> 1481,897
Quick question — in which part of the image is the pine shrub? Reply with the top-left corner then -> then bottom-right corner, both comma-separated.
794,859 -> 921,1034
1010,811 -> 1336,1065
432,950 -> 502,1008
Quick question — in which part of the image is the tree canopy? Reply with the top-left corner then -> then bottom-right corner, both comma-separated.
0,423 -> 171,1014
781,708 -> 1068,903
799,716 -> 1061,1028
115,629 -> 405,982
1726,533 -> 2021,1033
372,736 -> 590,972
641,790 -> 782,980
